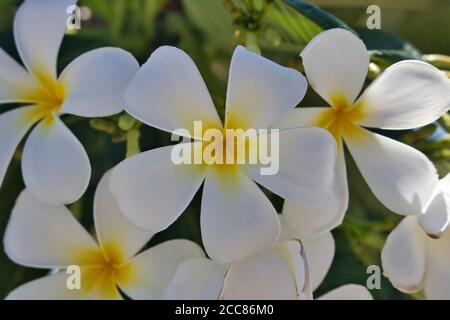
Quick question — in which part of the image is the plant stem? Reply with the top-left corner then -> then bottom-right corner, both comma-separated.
245,31 -> 261,54
126,129 -> 141,158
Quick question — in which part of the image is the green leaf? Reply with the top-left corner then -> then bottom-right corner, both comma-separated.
143,0 -> 168,36
357,28 -> 422,62
369,50 -> 421,68
357,28 -> 421,52
262,0 -> 323,50
182,0 -> 236,46
283,0 -> 355,33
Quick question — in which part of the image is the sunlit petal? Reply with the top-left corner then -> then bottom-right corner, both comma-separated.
110,145 -> 207,233
243,127 -> 336,208
282,147 -> 348,237
201,168 -> 280,265
122,46 -> 222,139
345,127 -> 438,215
381,216 -> 426,293
225,46 -> 307,129
300,28 -> 369,105
357,61 -> 450,130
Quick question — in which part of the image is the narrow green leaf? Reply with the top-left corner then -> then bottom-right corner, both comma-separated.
263,0 -> 323,49
370,49 -> 422,63
357,28 -> 422,64
283,0 -> 355,33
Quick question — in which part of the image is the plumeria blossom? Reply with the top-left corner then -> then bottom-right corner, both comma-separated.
164,215 -> 372,300
382,174 -> 450,298
110,45 -> 337,264
0,0 -> 139,206
273,28 -> 450,235
4,171 -> 204,300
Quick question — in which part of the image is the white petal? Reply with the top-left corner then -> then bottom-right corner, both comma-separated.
439,173 -> 450,192
357,61 -> 450,130
281,147 -> 348,237
300,29 -> 369,105
270,107 -> 330,129
302,232 -> 335,291
164,258 -> 227,300
418,183 -> 450,238
244,127 -> 337,208
424,229 -> 450,299
87,287 -> 122,300
221,247 -> 298,300
274,240 -> 310,299
84,269 -> 123,300
271,107 -> 348,235
122,46 -> 222,139
6,273 -> 89,300
4,190 -> 99,268
201,168 -> 280,265
344,127 -> 438,215
117,240 -> 204,300
94,171 -> 153,261
22,116 -> 91,206
110,145 -> 207,232
60,48 -> 139,117
225,46 -> 307,129
318,284 -> 373,300
0,48 -> 37,103
14,0 -> 77,82
381,216 -> 426,293
0,106 -> 41,188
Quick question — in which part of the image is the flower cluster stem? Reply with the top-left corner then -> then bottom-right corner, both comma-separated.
126,128 -> 141,158
245,31 -> 261,55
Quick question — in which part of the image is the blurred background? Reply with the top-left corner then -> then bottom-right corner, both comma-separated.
0,0 -> 449,299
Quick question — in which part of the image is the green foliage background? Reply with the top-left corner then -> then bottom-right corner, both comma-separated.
0,0 -> 449,299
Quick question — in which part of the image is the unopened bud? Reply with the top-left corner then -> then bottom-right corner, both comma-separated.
89,119 -> 116,134
118,114 -> 137,131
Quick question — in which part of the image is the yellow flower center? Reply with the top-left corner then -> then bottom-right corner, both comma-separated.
18,72 -> 67,126
315,93 -> 366,147
74,242 -> 135,299
201,128 -> 259,175
181,112 -> 274,176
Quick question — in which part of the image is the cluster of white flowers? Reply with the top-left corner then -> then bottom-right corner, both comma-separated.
1,0 -> 450,300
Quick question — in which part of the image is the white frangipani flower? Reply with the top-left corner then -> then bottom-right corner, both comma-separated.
4,171 -> 204,300
0,0 -> 139,206
110,45 -> 337,264
382,174 -> 450,298
164,215 -> 372,300
273,28 -> 450,235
